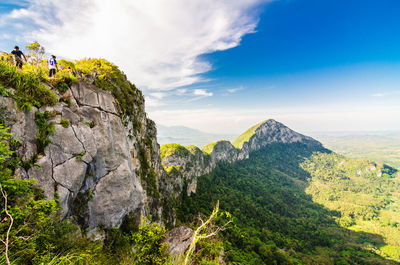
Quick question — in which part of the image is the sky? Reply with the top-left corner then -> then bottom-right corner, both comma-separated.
1,0 -> 400,135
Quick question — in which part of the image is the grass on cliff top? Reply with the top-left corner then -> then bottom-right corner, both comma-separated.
202,140 -> 228,154
160,143 -> 190,159
232,119 -> 270,149
186,145 -> 201,155
0,60 -> 58,109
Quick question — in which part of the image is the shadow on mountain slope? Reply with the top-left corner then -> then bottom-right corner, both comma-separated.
177,143 -> 400,264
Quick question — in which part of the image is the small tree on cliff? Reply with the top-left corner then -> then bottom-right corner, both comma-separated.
26,41 -> 45,68
182,201 -> 232,265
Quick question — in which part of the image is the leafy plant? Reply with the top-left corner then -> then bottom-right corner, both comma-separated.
81,119 -> 95,128
60,119 -> 70,128
75,151 -> 86,162
56,82 -> 70,93
35,111 -> 55,154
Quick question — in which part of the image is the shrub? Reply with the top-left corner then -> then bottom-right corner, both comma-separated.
35,111 -> 55,154
81,119 -> 95,128
131,218 -> 169,265
56,82 -> 70,93
60,119 -> 70,128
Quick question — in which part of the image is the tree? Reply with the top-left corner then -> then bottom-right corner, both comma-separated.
26,41 -> 45,68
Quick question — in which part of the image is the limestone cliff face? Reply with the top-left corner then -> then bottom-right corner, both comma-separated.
1,80 -> 166,230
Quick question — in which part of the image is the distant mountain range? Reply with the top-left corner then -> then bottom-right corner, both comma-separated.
157,124 -> 400,169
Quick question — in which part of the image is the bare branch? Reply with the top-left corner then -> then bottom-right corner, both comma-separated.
0,185 -> 13,265
183,200 -> 231,265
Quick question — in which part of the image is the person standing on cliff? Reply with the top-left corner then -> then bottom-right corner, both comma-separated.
48,55 -> 58,78
11,46 -> 27,69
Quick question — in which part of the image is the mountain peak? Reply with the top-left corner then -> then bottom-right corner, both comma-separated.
232,119 -> 273,148
233,119 -> 322,151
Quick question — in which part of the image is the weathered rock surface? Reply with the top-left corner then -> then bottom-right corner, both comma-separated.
1,80 -> 167,230
165,226 -> 193,258
241,119 -> 322,157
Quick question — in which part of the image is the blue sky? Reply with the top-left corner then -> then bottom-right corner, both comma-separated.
1,0 -> 400,134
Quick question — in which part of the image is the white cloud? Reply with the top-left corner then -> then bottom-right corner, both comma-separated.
149,92 -> 166,100
372,91 -> 400,97
2,0 -> 270,90
227,88 -> 241,93
193,89 -> 213,97
176,88 -> 187,95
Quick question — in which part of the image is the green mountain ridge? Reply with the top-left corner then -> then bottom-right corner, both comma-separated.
176,142 -> 400,264
158,119 -> 400,264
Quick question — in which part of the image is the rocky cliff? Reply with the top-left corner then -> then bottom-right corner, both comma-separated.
1,76 -> 170,231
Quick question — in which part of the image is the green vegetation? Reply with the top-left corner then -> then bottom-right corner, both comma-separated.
0,60 -> 57,110
76,151 -> 86,162
232,120 -> 268,148
178,143 -> 400,264
160,143 -> 190,159
34,111 -> 56,154
60,119 -> 70,128
138,144 -> 160,200
186,145 -> 200,155
130,218 -> 169,264
81,119 -> 95,128
202,141 -> 220,154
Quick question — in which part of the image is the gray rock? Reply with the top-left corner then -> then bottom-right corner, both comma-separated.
53,157 -> 87,194
89,160 -> 144,228
165,226 -> 193,258
1,80 -> 165,229
27,156 -> 54,200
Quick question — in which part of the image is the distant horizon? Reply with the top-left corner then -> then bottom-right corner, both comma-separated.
157,121 -> 400,140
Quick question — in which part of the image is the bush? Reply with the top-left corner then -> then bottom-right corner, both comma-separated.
131,218 -> 169,265
60,119 -> 70,128
56,82 -> 70,93
35,111 -> 55,154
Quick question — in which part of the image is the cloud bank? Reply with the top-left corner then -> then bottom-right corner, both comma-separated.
2,0 -> 269,90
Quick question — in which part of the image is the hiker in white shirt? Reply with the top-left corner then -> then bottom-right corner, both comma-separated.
48,55 -> 58,77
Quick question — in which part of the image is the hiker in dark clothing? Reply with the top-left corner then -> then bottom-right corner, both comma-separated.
11,46 -> 27,68
48,55 -> 58,77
